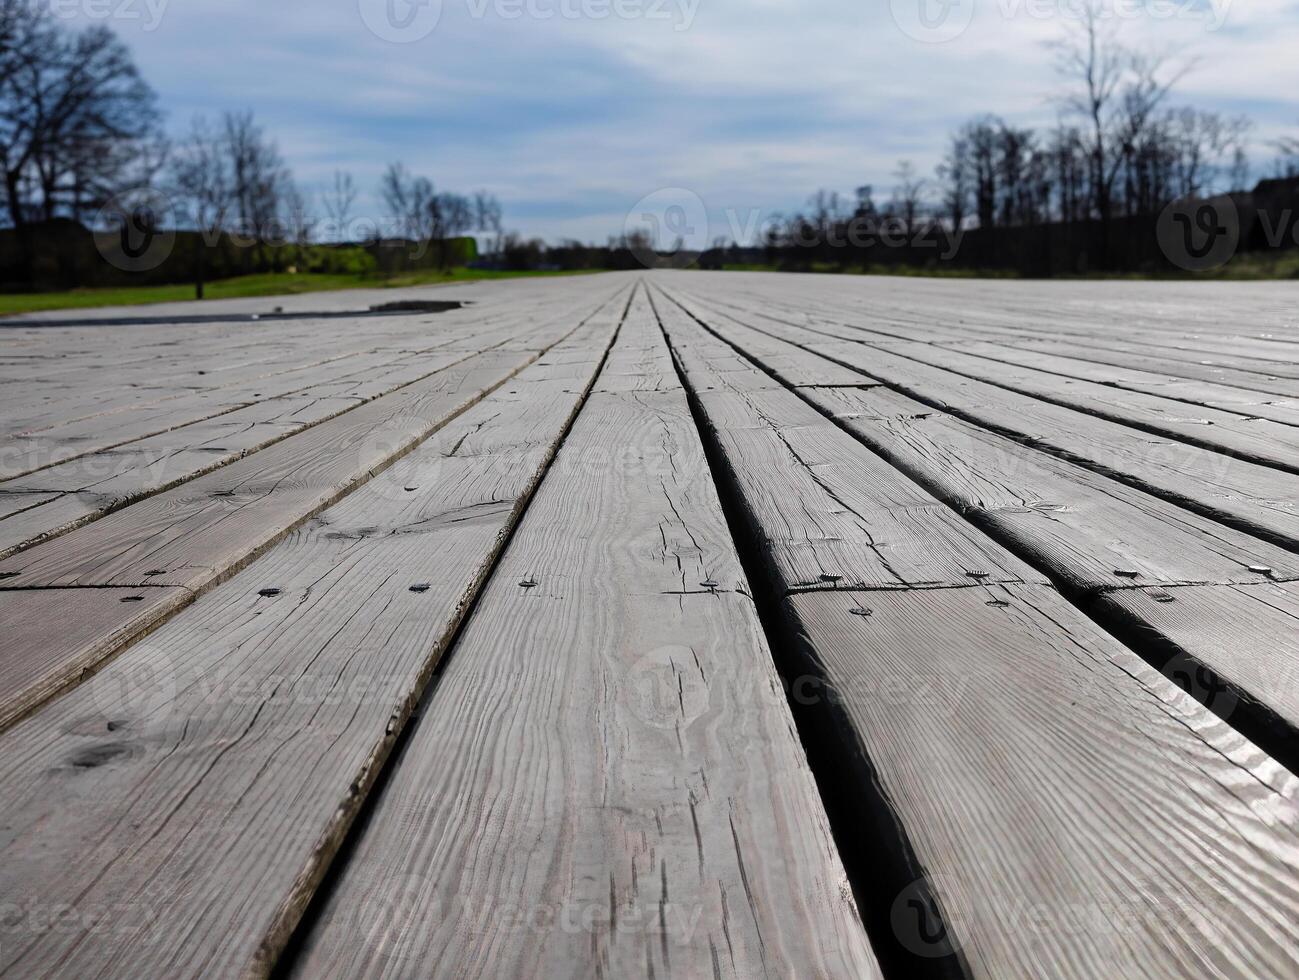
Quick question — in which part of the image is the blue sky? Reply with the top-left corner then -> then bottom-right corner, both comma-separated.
56,0 -> 1299,243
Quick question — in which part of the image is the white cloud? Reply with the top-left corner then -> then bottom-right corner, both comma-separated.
60,0 -> 1299,241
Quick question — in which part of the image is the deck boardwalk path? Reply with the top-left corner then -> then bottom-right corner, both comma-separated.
0,321 -> 562,559
656,285 -> 1299,765
0,288 -> 627,732
0,278 -> 594,464
3,271 -> 1299,979
675,288 -> 1299,472
290,289 -> 882,979
0,294 -> 630,979
0,287 -> 608,548
667,284 -> 1299,551
704,286 -> 1299,396
653,283 -> 1299,979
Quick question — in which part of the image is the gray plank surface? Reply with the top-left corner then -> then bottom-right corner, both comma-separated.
291,288 -> 882,979
0,291 -> 625,732
0,298 -> 628,979
654,278 -> 1299,978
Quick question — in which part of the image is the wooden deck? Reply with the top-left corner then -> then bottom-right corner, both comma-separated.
1,270 -> 1297,979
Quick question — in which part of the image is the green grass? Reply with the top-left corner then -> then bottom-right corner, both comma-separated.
0,267 -> 599,317
1208,249 -> 1299,280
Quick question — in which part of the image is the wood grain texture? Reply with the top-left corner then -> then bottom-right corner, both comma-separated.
655,282 -> 1299,764
802,384 -> 1299,590
653,276 -> 1299,978
940,335 -> 1299,402
0,350 -> 551,590
0,278 -> 612,478
680,285 -> 1299,471
654,293 -> 1040,593
0,302 -> 627,979
0,586 -> 193,730
918,339 -> 1299,426
0,297 -> 605,552
290,291 -> 881,980
785,585 -> 1299,979
672,290 -> 1299,552
0,299 -> 621,732
1095,582 -> 1299,752
665,289 -> 1299,754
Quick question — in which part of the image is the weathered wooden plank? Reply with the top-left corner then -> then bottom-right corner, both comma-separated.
0,311 -> 539,481
674,294 -> 1299,553
655,281 -> 1299,977
0,586 -> 193,723
705,283 -> 1299,391
0,296 -> 622,732
0,492 -> 115,558
668,273 -> 1299,362
0,278 -> 598,457
291,294 -> 881,979
0,303 -> 628,978
662,284 -> 1299,758
786,585 -> 1299,978
653,294 -> 1041,593
1094,582 -> 1299,763
0,490 -> 60,520
0,347 -> 524,559
679,287 -> 1299,472
0,351 -> 528,590
951,334 -> 1299,398
930,340 -> 1299,425
799,384 -> 1298,589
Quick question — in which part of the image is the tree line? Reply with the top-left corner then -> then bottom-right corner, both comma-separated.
742,1 -> 1297,273
1,0 -> 507,288
1,0 -> 161,239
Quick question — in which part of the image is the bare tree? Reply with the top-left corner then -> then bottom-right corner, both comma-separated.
891,161 -> 926,234
1051,1 -> 1190,225
323,170 -> 357,241
222,110 -> 290,251
1048,122 -> 1088,223
0,3 -> 160,248
283,183 -> 315,248
380,162 -> 411,236
937,133 -> 972,230
379,162 -> 434,241
430,192 -> 472,267
1273,132 -> 1299,178
473,190 -> 503,255
1165,108 -> 1251,199
807,189 -> 846,241
170,115 -> 231,298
